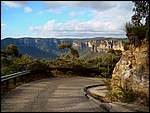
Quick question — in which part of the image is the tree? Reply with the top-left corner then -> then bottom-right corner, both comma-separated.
124,1 -> 149,46
132,1 -> 149,26
6,44 -> 19,58
1,57 -> 13,68
57,43 -> 72,50
108,49 -> 115,55
1,49 -> 7,58
131,1 -> 149,40
57,43 -> 79,58
70,48 -> 79,58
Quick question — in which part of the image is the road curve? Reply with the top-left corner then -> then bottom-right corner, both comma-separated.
1,76 -> 106,112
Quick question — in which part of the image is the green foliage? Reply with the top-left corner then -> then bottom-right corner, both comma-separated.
88,56 -> 102,66
70,48 -> 79,58
1,57 -> 13,67
1,57 -> 14,76
57,43 -> 72,50
107,48 -> 115,54
1,53 -> 50,76
116,85 -> 136,103
6,44 -> 19,58
132,1 -> 149,26
81,61 -> 93,68
124,1 -> 149,47
1,44 -> 121,79
104,77 -> 149,106
145,20 -> 149,42
132,25 -> 146,37
124,21 -> 134,34
98,67 -> 108,77
57,43 -> 79,59
102,78 -> 119,102
95,49 -> 122,78
1,49 -> 7,58
125,22 -> 146,38
79,50 -> 108,61
103,77 -> 137,103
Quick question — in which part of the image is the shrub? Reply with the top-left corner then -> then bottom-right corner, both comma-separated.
125,22 -> 146,39
124,22 -> 134,34
104,76 -> 149,106
125,22 -> 146,37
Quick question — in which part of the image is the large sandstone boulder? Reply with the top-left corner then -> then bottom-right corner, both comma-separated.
111,38 -> 149,105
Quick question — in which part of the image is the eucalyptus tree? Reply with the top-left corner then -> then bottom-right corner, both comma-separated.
6,44 -> 19,58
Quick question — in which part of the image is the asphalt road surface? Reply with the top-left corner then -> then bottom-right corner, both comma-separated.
1,76 -> 106,112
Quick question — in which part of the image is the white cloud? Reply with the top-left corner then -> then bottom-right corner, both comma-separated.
37,11 -> 43,15
46,9 -> 61,15
28,26 -> 42,31
43,1 -> 117,11
2,1 -> 134,38
69,11 -> 77,16
1,24 -> 7,30
24,7 -> 32,12
46,9 -> 53,12
54,10 -> 61,14
41,1 -> 134,37
28,17 -> 127,38
43,20 -> 56,30
1,1 -> 27,8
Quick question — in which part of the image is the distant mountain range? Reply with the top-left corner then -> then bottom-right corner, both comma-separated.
1,37 -> 127,60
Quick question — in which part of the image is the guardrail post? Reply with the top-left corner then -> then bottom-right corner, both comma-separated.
21,76 -> 24,83
6,80 -> 9,90
14,78 -> 16,86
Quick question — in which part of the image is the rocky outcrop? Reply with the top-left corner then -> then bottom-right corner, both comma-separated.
1,37 -> 126,59
111,38 -> 149,105
72,39 -> 125,52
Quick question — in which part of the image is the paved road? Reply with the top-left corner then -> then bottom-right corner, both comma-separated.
1,76 -> 106,112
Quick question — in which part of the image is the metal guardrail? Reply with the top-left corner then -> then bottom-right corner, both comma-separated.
1,69 -> 51,92
1,68 -> 99,93
1,70 -> 31,82
1,68 -> 99,83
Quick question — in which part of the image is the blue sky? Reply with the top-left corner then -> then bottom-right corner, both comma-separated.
1,1 -> 134,39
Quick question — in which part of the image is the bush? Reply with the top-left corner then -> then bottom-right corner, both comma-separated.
124,22 -> 134,34
124,22 -> 147,47
125,22 -> 146,37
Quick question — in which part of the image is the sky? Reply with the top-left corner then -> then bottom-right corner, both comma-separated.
1,1 -> 134,39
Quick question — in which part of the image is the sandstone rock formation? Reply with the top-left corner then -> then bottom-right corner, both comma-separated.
1,37 -> 126,59
111,38 -> 149,105
73,39 -> 125,52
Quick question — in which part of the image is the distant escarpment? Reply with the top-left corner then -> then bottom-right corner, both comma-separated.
1,37 -> 126,59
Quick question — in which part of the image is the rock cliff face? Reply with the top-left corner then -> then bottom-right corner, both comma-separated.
1,37 -> 126,59
111,38 -> 149,104
73,39 -> 125,52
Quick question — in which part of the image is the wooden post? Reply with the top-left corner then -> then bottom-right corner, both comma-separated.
14,78 -> 16,87
6,80 -> 9,90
